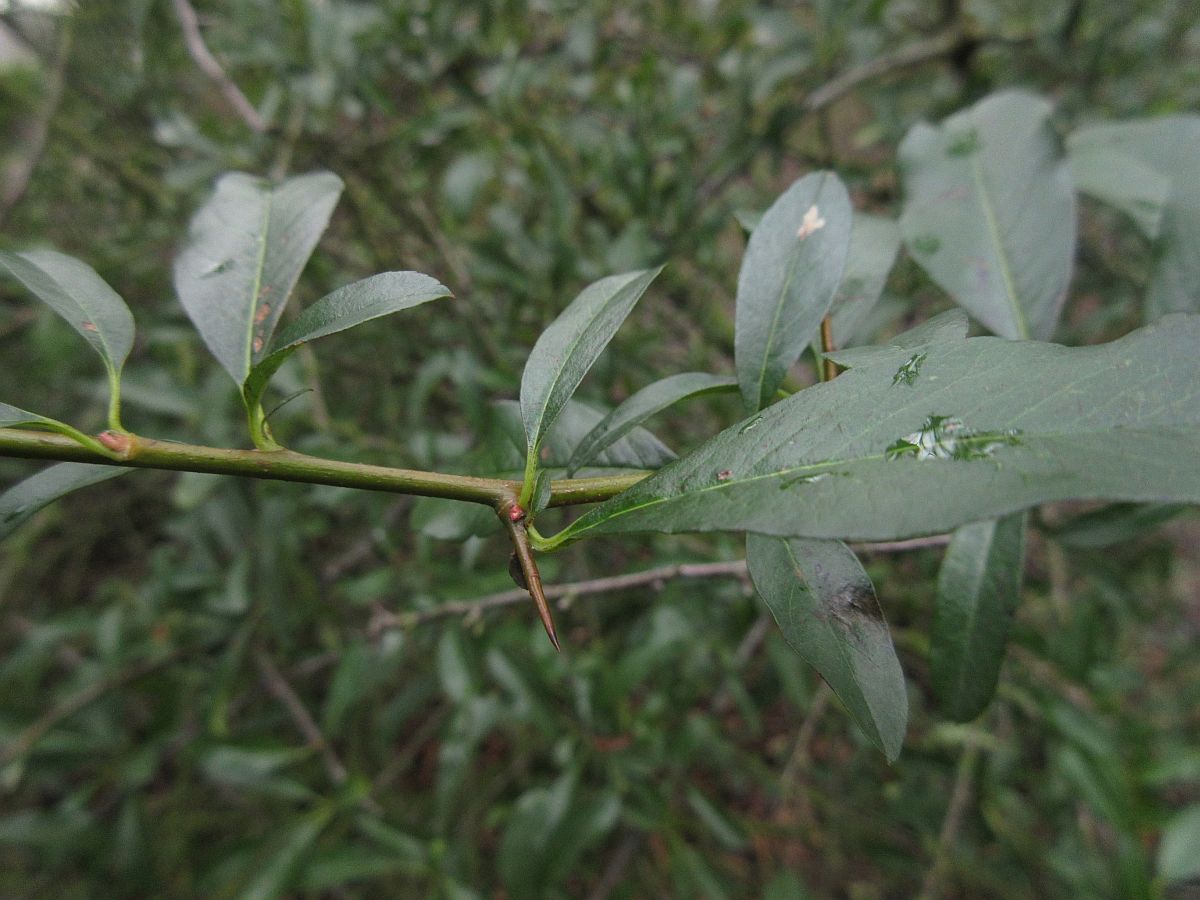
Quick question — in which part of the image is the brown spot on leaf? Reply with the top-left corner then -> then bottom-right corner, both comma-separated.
716,469 -> 733,481
81,321 -> 98,332
252,336 -> 264,353
254,302 -> 270,323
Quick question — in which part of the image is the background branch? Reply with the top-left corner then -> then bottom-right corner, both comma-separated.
171,0 -> 267,134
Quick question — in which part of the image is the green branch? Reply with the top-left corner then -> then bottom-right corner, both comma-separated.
0,427 -> 648,509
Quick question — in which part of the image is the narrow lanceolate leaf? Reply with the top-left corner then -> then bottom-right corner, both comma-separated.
735,171 -> 852,411
0,249 -> 135,426
932,513 -> 1026,721
1067,116 -> 1200,318
173,171 -> 344,384
747,535 -> 907,760
900,90 -> 1076,341
494,399 -> 675,472
826,213 -> 902,348
1,463 -> 130,541
548,315 -> 1200,546
1,402 -> 65,430
519,266 -> 663,466
824,309 -> 968,370
566,373 -> 737,475
0,402 -> 101,450
243,271 -> 452,411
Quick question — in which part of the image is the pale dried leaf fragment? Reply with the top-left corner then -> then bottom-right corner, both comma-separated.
797,204 -> 827,240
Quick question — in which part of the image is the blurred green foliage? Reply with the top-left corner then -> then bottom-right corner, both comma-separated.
1,0 -> 1198,897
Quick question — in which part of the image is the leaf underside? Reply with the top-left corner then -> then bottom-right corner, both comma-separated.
747,534 -> 907,760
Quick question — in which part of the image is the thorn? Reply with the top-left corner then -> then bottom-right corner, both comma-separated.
503,510 -> 561,652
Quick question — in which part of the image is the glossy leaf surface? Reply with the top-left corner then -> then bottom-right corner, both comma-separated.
173,171 -> 344,384
932,512 -> 1026,721
566,373 -> 736,475
900,91 -> 1076,340
551,316 -> 1200,544
735,171 -> 851,410
747,534 -> 906,760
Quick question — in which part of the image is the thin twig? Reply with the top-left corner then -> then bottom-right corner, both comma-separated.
820,315 -> 840,382
171,0 -> 267,134
369,536 -> 951,634
777,680 -> 835,803
586,830 -> 644,900
802,27 -> 967,113
368,560 -> 750,634
917,741 -> 982,900
253,649 -> 348,786
0,650 -> 180,768
0,22 -> 71,229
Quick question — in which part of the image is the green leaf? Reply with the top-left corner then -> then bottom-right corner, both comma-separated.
0,463 -> 130,541
0,402 -> 114,455
566,373 -> 736,475
519,267 -> 664,495
1158,804 -> 1200,884
932,512 -> 1027,721
1067,141 -> 1169,239
1066,116 -> 1200,318
240,808 -> 334,900
173,171 -> 344,385
735,171 -> 852,411
1048,502 -> 1189,550
495,399 -> 675,472
899,90 -> 1076,340
826,213 -> 902,348
746,535 -> 907,760
823,308 -> 968,370
1,402 -> 67,431
548,315 -> 1200,545
242,271 -> 452,413
0,249 -> 135,428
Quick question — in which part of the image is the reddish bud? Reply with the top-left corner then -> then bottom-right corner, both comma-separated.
98,430 -> 131,453
507,503 -> 526,523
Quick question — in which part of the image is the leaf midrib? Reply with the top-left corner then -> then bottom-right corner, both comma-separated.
750,174 -> 828,409
244,190 -> 274,380
780,539 -> 885,746
527,282 -> 631,453
944,525 -> 997,708
561,423 -> 1191,542
970,147 -> 1028,340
